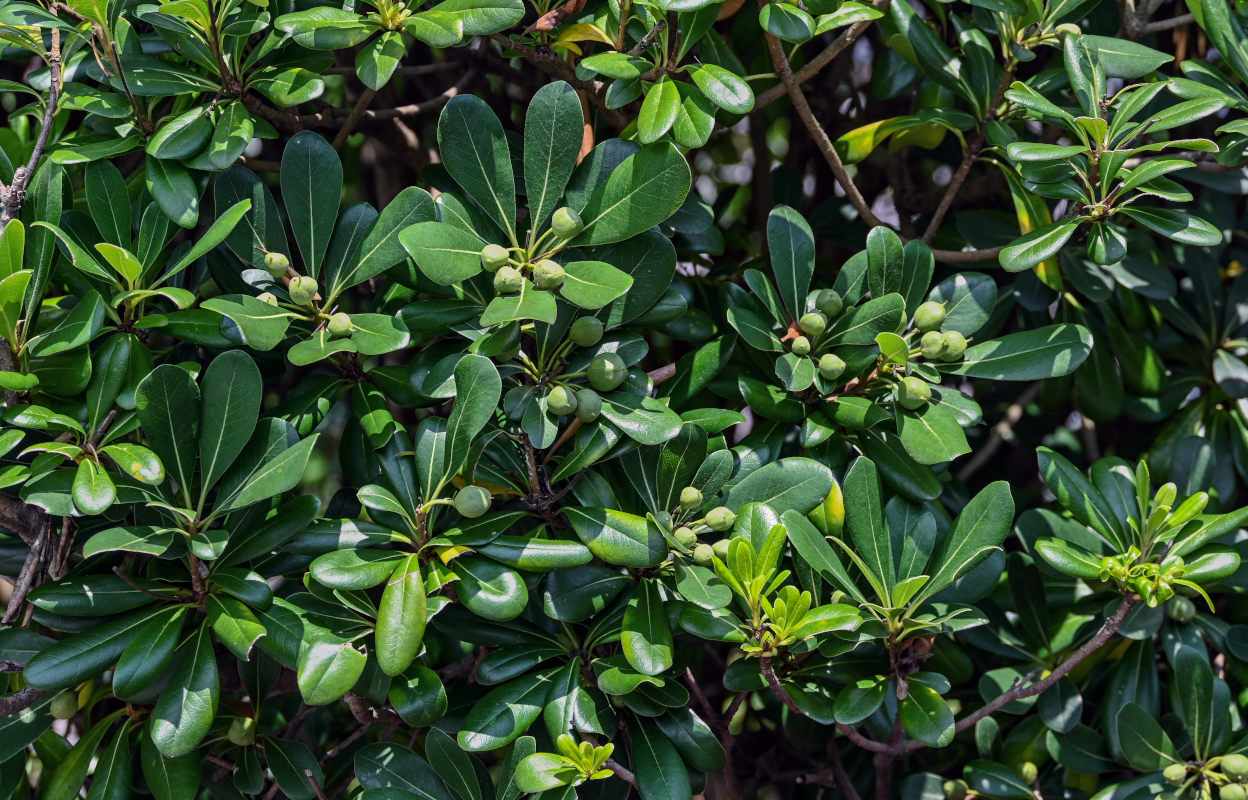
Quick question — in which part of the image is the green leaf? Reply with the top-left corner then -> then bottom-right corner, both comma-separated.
333,187 -> 434,297
900,683 -> 955,747
826,294 -> 905,345
202,294 -> 294,351
400,221 -> 486,286
524,81 -> 583,230
896,403 -> 971,466
999,219 -> 1081,272
914,481 -> 1013,605
439,95 -> 516,240
134,364 -> 200,502
768,205 -> 815,320
599,393 -> 684,446
1036,446 -> 1123,546
1084,35 -> 1171,78
282,131 -> 343,278
843,457 -> 893,598
442,353 -> 501,491
570,143 -> 691,246
622,580 -> 674,676
150,626 -> 219,758
200,351 -> 261,493
481,280 -> 558,326
24,606 -> 169,689
760,2 -> 815,41
376,554 -> 427,677
724,457 -> 834,515
266,738 -> 324,800
141,734 -> 202,800
944,324 -> 1093,381
639,77 -> 681,144
566,507 -> 667,567
631,717 -> 692,800
1119,206 -> 1223,246
44,709 -> 126,800
1115,703 -> 1177,770
458,669 -> 559,751
356,743 -> 451,800
689,63 -> 754,114
218,434 -> 319,513
72,458 -> 116,514
297,635 -> 367,706
145,157 -> 199,229
559,260 -> 634,309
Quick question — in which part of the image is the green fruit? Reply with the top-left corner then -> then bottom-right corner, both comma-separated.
1224,754 -> 1248,781
942,780 -> 968,800
673,527 -> 697,548
532,259 -> 565,290
939,331 -> 967,361
454,485 -> 492,518
791,335 -> 811,356
1222,785 -> 1247,800
816,289 -> 843,317
819,353 -> 846,381
693,543 -> 715,565
50,692 -> 78,720
914,301 -> 946,332
227,716 -> 256,746
256,292 -> 278,306
480,243 -> 510,272
1167,595 -> 1196,623
288,275 -> 319,305
570,317 -> 604,347
799,312 -> 827,337
494,266 -> 524,294
706,507 -> 735,532
1055,22 -> 1081,38
1162,764 -> 1187,786
588,353 -> 627,392
264,251 -> 290,277
574,388 -> 602,422
0,93 -> 15,113
920,330 -> 946,360
551,207 -> 584,238
679,487 -> 703,511
898,376 -> 931,411
547,385 -> 578,415
1019,762 -> 1037,784
711,538 -> 731,560
327,312 -> 353,337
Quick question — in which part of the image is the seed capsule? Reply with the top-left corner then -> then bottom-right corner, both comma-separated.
551,207 -> 584,239
818,353 -> 846,381
914,301 -> 946,332
547,385 -> 578,415
898,376 -> 931,411
494,266 -> 524,294
574,388 -> 602,422
327,312 -> 353,337
798,312 -> 827,337
569,317 -> 604,347
679,487 -> 703,511
815,289 -> 843,317
791,335 -> 811,356
264,252 -> 290,277
588,354 -> 627,392
532,259 -> 565,290
454,485 -> 492,518
920,330 -> 946,360
480,244 -> 510,272
705,507 -> 735,531
288,276 -> 319,305
939,331 -> 967,361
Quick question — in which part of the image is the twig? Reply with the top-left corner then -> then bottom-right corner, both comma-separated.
332,89 -> 379,149
490,36 -> 629,131
0,686 -> 45,717
754,0 -> 893,109
828,739 -> 863,800
760,656 -> 805,716
605,759 -> 637,787
628,20 -> 666,57
1,27 -> 61,228
305,770 -> 329,800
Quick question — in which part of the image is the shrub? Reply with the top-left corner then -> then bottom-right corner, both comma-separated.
0,0 -> 1246,799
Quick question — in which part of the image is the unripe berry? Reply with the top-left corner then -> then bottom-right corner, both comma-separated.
679,487 -> 703,511
1224,754 -> 1248,782
693,543 -> 715,565
818,353 -> 846,381
256,292 -> 279,306
569,317 -> 604,347
480,244 -> 510,272
705,507 -> 735,532
939,331 -> 967,361
711,538 -> 730,560
898,376 -> 931,411
547,385 -> 578,415
1019,762 -> 1038,784
920,330 -> 946,360
816,289 -> 843,317
574,388 -> 602,422
50,692 -> 78,720
532,259 -> 565,290
288,275 -> 319,305
1163,764 -> 1187,786
799,312 -> 827,337
454,485 -> 492,518
327,312 -> 353,338
588,353 -> 627,392
1167,595 -> 1196,623
673,527 -> 697,548
264,251 -> 290,277
914,301 -> 946,332
1055,22 -> 1081,39
1222,785 -> 1247,800
791,335 -> 811,356
0,93 -> 15,113
494,266 -> 524,294
551,207 -> 584,239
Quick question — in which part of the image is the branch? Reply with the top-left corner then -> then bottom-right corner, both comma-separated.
1,27 -> 61,229
490,35 -> 628,131
0,686 -> 45,717
605,759 -> 637,787
955,382 -> 1043,482
760,656 -> 806,717
754,0 -> 893,109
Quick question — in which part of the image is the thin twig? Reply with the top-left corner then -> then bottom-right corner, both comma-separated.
1,27 -> 61,228
760,656 -> 805,716
332,89 -> 379,149
605,759 -> 637,787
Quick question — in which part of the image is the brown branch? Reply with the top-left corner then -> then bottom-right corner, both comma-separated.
305,771 -> 329,800
755,0 -> 893,109
605,759 -> 637,787
829,739 -> 863,800
760,656 -> 805,716
0,686 -> 45,717
332,89 -> 379,150
490,36 -> 629,131
1,27 -> 61,229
